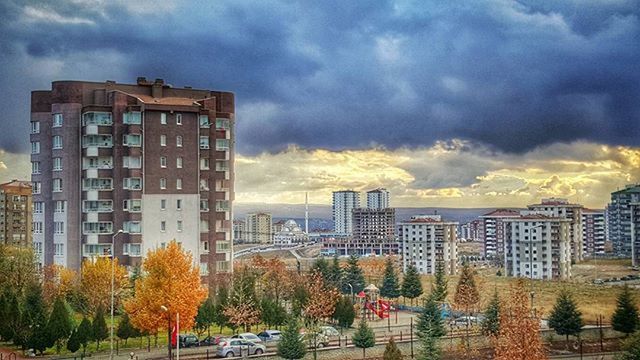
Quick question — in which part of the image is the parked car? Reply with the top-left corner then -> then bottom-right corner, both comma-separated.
231,332 -> 263,343
216,339 -> 266,358
198,335 -> 222,346
319,326 -> 339,337
257,330 -> 281,343
450,316 -> 478,327
300,332 -> 330,348
175,334 -> 199,348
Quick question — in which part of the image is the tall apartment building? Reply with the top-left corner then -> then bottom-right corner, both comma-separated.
332,190 -> 360,234
350,208 -> 397,255
479,209 -> 520,259
30,78 -> 235,286
0,180 -> 33,248
366,188 -> 389,209
504,213 -> 572,280
528,198 -> 584,262
233,219 -> 247,243
459,219 -> 483,242
607,184 -> 640,265
398,215 -> 458,275
246,212 -> 272,244
582,208 -> 606,256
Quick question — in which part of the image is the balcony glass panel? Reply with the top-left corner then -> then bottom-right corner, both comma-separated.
82,112 -> 112,126
82,135 -> 113,148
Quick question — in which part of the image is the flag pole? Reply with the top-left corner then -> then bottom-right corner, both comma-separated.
176,312 -> 180,360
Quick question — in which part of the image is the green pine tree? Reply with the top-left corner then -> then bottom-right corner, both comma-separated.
401,263 -> 423,306
418,331 -> 440,360
277,318 -> 306,360
23,283 -> 49,353
194,298 -> 215,337
549,290 -> 584,345
612,285 -> 639,336
342,255 -> 365,294
617,330 -> 640,360
92,305 -> 109,350
0,291 -> 9,341
480,289 -> 500,337
117,312 -> 136,345
333,296 -> 356,329
77,317 -> 93,355
329,256 -> 343,289
380,257 -> 401,299
431,260 -> 448,303
1,290 -> 19,342
311,257 -> 330,282
352,318 -> 375,359
383,336 -> 403,360
67,328 -> 81,353
213,286 -> 230,333
417,295 -> 446,338
46,297 -> 74,354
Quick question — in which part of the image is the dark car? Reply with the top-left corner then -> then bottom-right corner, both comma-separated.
179,334 -> 199,348
199,335 -> 222,346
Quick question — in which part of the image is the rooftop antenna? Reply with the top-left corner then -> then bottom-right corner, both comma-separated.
305,192 -> 309,234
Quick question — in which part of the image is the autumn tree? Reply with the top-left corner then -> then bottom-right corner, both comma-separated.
124,241 -> 207,340
494,279 -> 546,360
612,285 -> 639,336
0,245 -> 38,296
453,263 -> 480,314
42,265 -> 77,308
431,260 -> 448,303
224,265 -> 261,332
548,290 -> 583,347
383,337 -> 403,360
303,272 -> 341,324
380,257 -> 400,299
81,258 -> 128,315
401,263 -> 423,306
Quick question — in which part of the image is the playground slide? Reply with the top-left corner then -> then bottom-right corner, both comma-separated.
365,299 -> 391,319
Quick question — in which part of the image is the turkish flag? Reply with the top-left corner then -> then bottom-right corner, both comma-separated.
171,324 -> 178,347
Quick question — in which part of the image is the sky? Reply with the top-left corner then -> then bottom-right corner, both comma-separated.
0,0 -> 638,208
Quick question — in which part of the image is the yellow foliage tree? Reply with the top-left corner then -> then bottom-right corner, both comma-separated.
81,258 -> 128,315
124,241 -> 207,334
42,265 -> 78,307
304,272 -> 340,323
494,279 -> 547,360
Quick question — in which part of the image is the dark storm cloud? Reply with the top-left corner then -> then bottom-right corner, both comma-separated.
0,0 -> 638,154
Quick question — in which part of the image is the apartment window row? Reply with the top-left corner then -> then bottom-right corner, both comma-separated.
83,221 -> 113,234
82,135 -> 113,148
198,138 -> 230,151
123,177 -> 142,190
159,156 -> 184,169
83,178 -> 113,190
31,161 -> 40,174
123,112 -> 141,125
83,200 -> 113,213
33,202 -> 44,214
123,199 -> 142,212
83,156 -> 112,169
82,112 -> 111,126
123,134 -> 142,147
53,157 -> 62,171
159,178 -> 183,190
123,156 -> 142,169
52,135 -> 63,150
54,243 -> 64,256
31,142 -> 40,154
33,222 -> 43,234
160,220 -> 183,232
160,113 -> 182,125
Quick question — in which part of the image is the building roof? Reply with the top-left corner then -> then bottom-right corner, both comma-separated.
366,188 -> 388,193
612,184 -> 640,195
528,197 -> 583,208
0,180 -> 32,190
508,214 -> 570,221
582,208 -> 605,214
480,209 -> 521,217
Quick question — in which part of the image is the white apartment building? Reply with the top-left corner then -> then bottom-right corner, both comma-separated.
398,215 -> 458,275
528,198 -> 584,262
246,212 -> 272,244
504,213 -> 572,280
366,188 -> 390,209
332,190 -> 360,235
479,209 -> 520,258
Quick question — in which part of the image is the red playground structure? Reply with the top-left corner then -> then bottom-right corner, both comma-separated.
365,299 -> 391,319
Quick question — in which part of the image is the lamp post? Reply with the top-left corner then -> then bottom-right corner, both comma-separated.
110,229 -> 124,360
161,305 -> 172,360
347,283 -> 354,303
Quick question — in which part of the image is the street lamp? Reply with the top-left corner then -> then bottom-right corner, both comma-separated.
161,305 -> 180,360
110,229 -> 123,360
347,283 -> 354,303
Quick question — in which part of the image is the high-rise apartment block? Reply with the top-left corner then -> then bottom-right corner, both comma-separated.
246,212 -> 272,243
233,219 -> 247,243
350,208 -> 397,255
607,185 -> 640,265
332,190 -> 360,234
366,188 -> 389,209
459,219 -> 483,242
528,198 -> 584,262
504,212 -> 572,280
398,215 -> 458,275
0,180 -> 33,248
30,78 -> 235,285
479,209 -> 520,258
582,208 -> 606,256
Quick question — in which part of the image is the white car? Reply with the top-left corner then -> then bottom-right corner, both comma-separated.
231,332 -> 263,343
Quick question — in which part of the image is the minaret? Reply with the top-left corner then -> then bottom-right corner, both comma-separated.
305,192 -> 309,234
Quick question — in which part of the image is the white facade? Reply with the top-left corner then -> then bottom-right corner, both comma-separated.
528,198 -> 584,262
398,215 -> 458,275
246,213 -> 272,244
273,219 -> 308,246
366,188 -> 389,209
333,190 -> 360,235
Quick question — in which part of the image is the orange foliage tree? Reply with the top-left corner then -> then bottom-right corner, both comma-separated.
303,272 -> 340,323
252,256 -> 294,304
494,279 -> 547,360
42,265 -> 77,307
80,258 -> 128,315
359,257 -> 387,285
124,241 -> 207,334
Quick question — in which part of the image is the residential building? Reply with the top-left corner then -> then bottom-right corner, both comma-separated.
478,209 -> 520,259
0,180 -> 33,249
30,78 -> 235,286
332,190 -> 360,234
398,215 -> 458,275
504,212 -> 572,280
528,198 -> 584,262
273,219 -> 308,247
607,184 -> 640,265
350,208 -> 397,255
246,212 -> 272,244
582,208 -> 606,256
272,219 -> 287,234
459,219 -> 483,242
233,219 -> 247,243
366,188 -> 389,209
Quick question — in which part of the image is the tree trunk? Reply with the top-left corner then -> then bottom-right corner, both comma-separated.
362,347 -> 365,359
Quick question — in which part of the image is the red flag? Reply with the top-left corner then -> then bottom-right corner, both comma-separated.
171,324 -> 178,347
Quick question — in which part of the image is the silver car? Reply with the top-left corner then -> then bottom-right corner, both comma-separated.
231,332 -> 263,343
216,339 -> 266,358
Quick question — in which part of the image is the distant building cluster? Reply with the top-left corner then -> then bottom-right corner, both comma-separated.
0,180 -> 32,248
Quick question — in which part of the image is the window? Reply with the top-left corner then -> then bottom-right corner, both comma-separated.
199,115 -> 210,128
54,201 -> 66,213
52,136 -> 63,149
54,243 -> 64,256
123,199 -> 142,212
200,158 -> 210,170
176,157 -> 183,168
83,178 -> 112,190
53,113 -> 63,127
123,112 -> 141,124
176,199 -> 182,210
200,263 -> 209,276
33,242 -> 43,255
123,134 -> 142,147
216,160 -> 229,172
53,178 -> 62,192
54,222 -> 64,234
33,202 -> 44,214
83,156 -> 113,169
123,221 -> 142,234
177,220 -> 183,232
160,135 -> 167,146
160,199 -> 166,210
199,136 -> 210,149
123,243 -> 142,257
200,220 -> 209,232
176,136 -> 183,147
31,161 -> 40,174
33,222 -> 43,234
161,221 -> 166,232
31,121 -> 40,134
160,113 -> 167,125
32,182 -> 41,194
53,157 -> 62,171
216,139 -> 230,150
176,178 -> 182,190
82,112 -> 111,126
216,118 -> 230,130
123,156 -> 142,169
82,135 -> 113,147
122,177 -> 142,190
217,241 -> 231,252
31,142 -> 40,154
200,200 -> 209,212
216,200 -> 230,212
176,113 -> 182,125
82,222 -> 113,234
160,157 -> 167,168
216,261 -> 230,272
200,179 -> 209,191
201,240 -> 209,252
83,200 -> 113,212
160,178 -> 167,189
